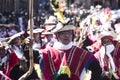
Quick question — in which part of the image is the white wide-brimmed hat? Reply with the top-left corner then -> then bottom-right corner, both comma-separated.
42,31 -> 53,35
44,15 -> 57,31
51,22 -> 76,33
27,28 -> 44,34
45,16 -> 57,24
98,30 -> 117,41
7,31 -> 24,44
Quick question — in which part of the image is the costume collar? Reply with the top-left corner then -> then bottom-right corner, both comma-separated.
53,42 -> 73,50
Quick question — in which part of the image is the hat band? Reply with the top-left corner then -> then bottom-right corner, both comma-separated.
45,23 -> 56,25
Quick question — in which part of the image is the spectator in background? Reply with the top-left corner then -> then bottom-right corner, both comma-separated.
7,24 -> 18,37
95,31 -> 120,80
0,40 -> 19,80
7,32 -> 40,80
28,28 -> 44,50
41,15 -> 57,49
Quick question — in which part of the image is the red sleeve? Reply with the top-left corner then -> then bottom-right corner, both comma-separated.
7,52 -> 19,76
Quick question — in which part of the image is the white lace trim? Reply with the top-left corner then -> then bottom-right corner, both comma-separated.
53,42 -> 73,50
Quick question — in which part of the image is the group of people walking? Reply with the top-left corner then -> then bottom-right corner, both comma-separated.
0,1 -> 120,80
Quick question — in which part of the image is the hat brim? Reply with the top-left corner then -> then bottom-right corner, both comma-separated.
52,23 -> 76,33
45,25 -> 56,31
42,32 -> 53,35
98,30 -> 117,41
27,28 -> 44,34
57,25 -> 76,32
7,31 -> 24,44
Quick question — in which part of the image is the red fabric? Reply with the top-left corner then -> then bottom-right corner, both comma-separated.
41,46 -> 94,80
112,41 -> 120,78
61,53 -> 67,66
0,50 -> 19,79
0,68 -> 6,79
7,53 -> 19,76
41,43 -> 47,49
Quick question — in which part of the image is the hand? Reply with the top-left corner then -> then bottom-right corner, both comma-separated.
25,37 -> 33,48
105,71 -> 112,79
19,59 -> 28,72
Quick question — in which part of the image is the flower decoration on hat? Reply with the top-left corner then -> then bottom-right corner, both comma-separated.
50,0 -> 69,24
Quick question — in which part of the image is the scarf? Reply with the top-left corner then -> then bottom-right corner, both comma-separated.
53,42 -> 73,50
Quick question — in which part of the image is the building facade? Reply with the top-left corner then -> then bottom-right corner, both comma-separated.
0,0 -> 39,14
0,0 -> 120,14
73,0 -> 120,9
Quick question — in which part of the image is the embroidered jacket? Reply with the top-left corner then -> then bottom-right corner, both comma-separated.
40,46 -> 104,80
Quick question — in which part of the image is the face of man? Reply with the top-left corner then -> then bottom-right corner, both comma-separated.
13,37 -> 22,46
46,34 -> 53,42
0,47 -> 6,57
33,33 -> 40,42
56,30 -> 72,45
102,38 -> 112,46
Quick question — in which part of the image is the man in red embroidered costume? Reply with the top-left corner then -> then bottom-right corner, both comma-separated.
0,41 -> 18,80
95,31 -> 120,80
6,32 -> 40,79
41,15 -> 57,49
39,22 -> 109,80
